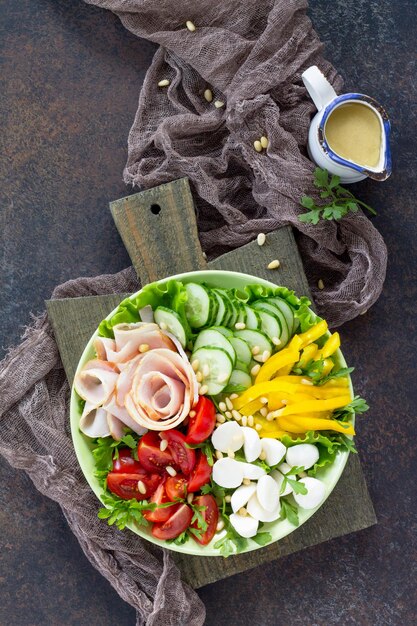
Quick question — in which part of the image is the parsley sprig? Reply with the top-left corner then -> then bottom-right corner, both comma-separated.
98,492 -> 177,531
292,358 -> 354,386
92,432 -> 139,487
280,466 -> 308,495
333,396 -> 369,421
299,168 -> 377,225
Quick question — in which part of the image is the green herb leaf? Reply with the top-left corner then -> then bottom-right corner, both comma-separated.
333,396 -> 369,421
252,531 -> 273,547
280,498 -> 299,527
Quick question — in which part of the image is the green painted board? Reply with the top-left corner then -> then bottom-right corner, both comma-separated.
46,178 -> 376,589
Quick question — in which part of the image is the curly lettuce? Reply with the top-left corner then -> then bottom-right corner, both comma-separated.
280,430 -> 357,476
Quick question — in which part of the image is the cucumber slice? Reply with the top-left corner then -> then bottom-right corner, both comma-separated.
234,329 -> 273,354
190,347 -> 233,395
267,297 -> 295,335
213,290 -> 226,326
252,301 -> 289,348
256,309 -> 282,344
213,289 -> 233,326
154,307 -> 187,347
211,326 -> 234,338
227,369 -> 252,390
193,329 -> 236,365
235,302 -> 247,325
244,305 -> 260,330
235,359 -> 250,373
185,283 -> 213,328
229,337 -> 252,366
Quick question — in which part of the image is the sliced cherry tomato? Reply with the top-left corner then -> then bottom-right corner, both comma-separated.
185,396 -> 216,444
138,431 -> 173,473
143,481 -> 179,523
112,448 -> 143,473
187,451 -> 212,492
165,476 -> 188,501
107,470 -> 161,501
151,503 -> 193,541
160,430 -> 196,476
190,495 -> 219,546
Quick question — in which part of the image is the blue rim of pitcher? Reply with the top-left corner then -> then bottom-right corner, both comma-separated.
318,93 -> 392,181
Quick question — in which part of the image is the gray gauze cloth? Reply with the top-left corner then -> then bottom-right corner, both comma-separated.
1,1 -> 387,624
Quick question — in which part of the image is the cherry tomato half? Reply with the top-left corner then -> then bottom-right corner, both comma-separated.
143,481 -> 179,523
165,476 -> 188,501
112,448 -> 143,473
185,397 -> 216,445
107,470 -> 161,501
138,431 -> 174,473
151,503 -> 193,540
187,451 -> 212,492
190,495 -> 219,546
160,430 -> 196,476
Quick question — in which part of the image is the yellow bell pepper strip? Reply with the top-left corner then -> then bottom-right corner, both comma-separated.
272,395 -> 352,417
320,358 -> 335,376
297,319 -> 328,348
274,335 -> 304,376
232,381 -> 302,411
321,376 -> 350,388
277,415 -> 355,435
267,393 -> 291,411
255,348 -> 300,384
297,343 -> 319,369
319,332 -> 340,359
291,385 -> 351,400
239,398 -> 264,417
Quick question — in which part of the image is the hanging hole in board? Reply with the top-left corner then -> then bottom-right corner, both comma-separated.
150,204 -> 161,215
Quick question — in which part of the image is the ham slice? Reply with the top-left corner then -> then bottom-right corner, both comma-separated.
94,323 -> 176,365
74,359 -> 118,407
79,402 -> 111,438
103,394 -> 147,437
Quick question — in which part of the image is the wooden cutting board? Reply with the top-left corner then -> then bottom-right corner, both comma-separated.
47,177 -> 376,589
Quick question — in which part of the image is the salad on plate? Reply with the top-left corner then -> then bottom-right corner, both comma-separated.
72,275 -> 368,556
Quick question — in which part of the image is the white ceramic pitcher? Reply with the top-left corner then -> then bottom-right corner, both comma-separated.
302,66 -> 392,184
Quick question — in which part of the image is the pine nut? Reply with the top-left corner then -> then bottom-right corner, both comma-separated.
272,337 -> 281,346
227,448 -> 235,459
238,507 -> 248,516
266,413 -> 275,421
259,450 -> 267,461
225,411 -> 232,419
318,279 -> 325,290
204,88 -> 213,102
360,309 -> 368,315
254,140 -> 262,152
214,100 -> 225,108
189,410 -> 196,418
160,439 -> 169,452
255,423 -> 262,431
199,384 -> 208,395
186,20 -> 196,31
253,354 -> 264,362
225,495 -> 232,503
235,322 -> 246,330
158,79 -> 170,88
215,450 -> 224,460
252,346 -> 260,356
139,343 -> 150,353
251,363 -> 261,376
187,493 -> 194,504
159,321 -> 168,329
242,478 -> 251,486
267,259 -> 280,270
217,414 -> 226,424
301,378 -> 313,386
202,363 -> 210,377
298,471 -> 307,478
262,350 -> 271,362
219,401 -> 227,412
166,466 -> 177,477
260,397 -> 268,404
191,359 -> 200,372
232,409 -> 241,421
230,393 -> 238,400
241,415 -> 248,426
225,397 -> 233,410
196,371 -> 203,382
257,232 -> 266,246
216,519 -> 225,532
260,135 -> 269,149
247,415 -> 254,427
137,480 -> 147,495
260,407 -> 268,417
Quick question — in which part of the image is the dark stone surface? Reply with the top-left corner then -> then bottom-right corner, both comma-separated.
0,0 -> 416,624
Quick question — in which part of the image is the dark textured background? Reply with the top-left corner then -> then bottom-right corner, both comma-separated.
1,0 -> 416,624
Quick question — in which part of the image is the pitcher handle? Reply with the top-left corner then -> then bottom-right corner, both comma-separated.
302,66 -> 337,111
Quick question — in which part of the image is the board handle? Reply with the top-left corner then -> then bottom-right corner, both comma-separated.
110,177 -> 207,285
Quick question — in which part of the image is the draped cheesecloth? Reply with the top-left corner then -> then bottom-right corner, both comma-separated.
0,1 -> 387,624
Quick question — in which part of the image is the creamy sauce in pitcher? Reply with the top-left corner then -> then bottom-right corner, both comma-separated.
325,103 -> 381,168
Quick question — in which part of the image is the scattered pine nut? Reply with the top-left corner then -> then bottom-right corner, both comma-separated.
247,415 -> 254,427
219,401 -> 227,412
166,466 -> 177,477
214,100 -> 225,108
251,346 -> 260,356
298,471 -> 307,478
202,363 -> 210,377
260,407 -> 268,417
199,384 -> 209,395
232,409 -> 241,421
225,397 -> 233,410
251,363 -> 261,376
225,411 -> 232,419
159,321 -> 168,330
187,493 -> 194,504
186,20 -> 196,31
238,507 -> 248,517
301,378 -> 313,386
262,350 -> 271,362
217,414 -> 226,424
230,393 -> 238,400
157,79 -> 170,88
137,480 -> 147,495
255,423 -> 262,431
254,140 -> 262,153
253,354 -> 264,363
196,371 -> 203,382
235,322 -> 246,330
266,411 -> 275,420
272,337 -> 281,346
241,415 -> 248,426
216,519 -> 225,532
215,450 -> 224,460
259,450 -> 267,461
257,232 -> 266,246
242,478 -> 251,486
139,343 -> 150,353
204,88 -> 213,102
191,359 -> 199,372
260,397 -> 268,404
189,410 -> 196,418
227,448 -> 235,459
318,279 -> 325,290
267,259 -> 280,270
160,439 -> 169,452
225,494 -> 232,503
266,413 -> 275,421
360,309 -> 368,315
260,135 -> 269,149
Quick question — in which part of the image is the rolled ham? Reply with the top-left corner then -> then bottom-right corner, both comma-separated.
74,360 -> 118,408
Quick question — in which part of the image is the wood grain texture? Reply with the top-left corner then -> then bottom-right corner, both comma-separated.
46,178 -> 375,590
110,178 -> 207,284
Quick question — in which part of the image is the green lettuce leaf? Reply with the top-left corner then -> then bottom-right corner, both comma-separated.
98,279 -> 190,338
280,430 -> 356,476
